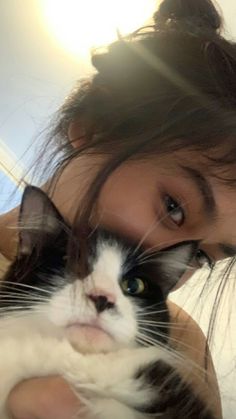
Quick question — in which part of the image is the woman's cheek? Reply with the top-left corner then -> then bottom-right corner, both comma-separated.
95,174 -> 158,242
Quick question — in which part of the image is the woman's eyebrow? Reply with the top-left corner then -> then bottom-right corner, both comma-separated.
178,166 -> 236,258
180,165 -> 217,218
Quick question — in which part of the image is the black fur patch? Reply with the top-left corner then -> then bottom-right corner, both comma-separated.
134,360 -> 216,419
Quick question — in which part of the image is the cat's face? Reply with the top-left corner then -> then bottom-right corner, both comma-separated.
1,187 -> 197,354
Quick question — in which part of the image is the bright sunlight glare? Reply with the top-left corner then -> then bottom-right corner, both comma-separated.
42,0 -> 157,58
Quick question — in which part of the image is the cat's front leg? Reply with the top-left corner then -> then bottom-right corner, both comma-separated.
62,346 -> 175,414
84,398 -> 147,419
62,347 -> 215,419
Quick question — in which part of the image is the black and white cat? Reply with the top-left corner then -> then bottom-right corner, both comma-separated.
0,186 -> 215,418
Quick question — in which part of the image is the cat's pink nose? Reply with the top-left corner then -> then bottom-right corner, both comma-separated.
87,290 -> 115,313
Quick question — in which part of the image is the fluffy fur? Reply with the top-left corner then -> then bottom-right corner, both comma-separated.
0,186 -> 215,418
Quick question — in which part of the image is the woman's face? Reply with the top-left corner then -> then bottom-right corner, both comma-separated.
51,149 -> 236,286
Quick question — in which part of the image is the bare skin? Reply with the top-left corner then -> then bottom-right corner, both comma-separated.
2,146 -> 234,418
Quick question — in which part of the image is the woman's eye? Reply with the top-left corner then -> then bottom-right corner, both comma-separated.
194,250 -> 213,269
164,195 -> 185,226
121,277 -> 147,295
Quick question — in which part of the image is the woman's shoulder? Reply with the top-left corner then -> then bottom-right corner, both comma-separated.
167,300 -> 222,419
168,300 -> 207,354
0,252 -> 11,278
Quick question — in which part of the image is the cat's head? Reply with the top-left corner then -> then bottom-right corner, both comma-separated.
2,186 -> 197,353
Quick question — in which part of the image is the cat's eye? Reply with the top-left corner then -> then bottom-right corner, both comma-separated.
164,195 -> 185,226
121,278 -> 147,296
194,249 -> 213,269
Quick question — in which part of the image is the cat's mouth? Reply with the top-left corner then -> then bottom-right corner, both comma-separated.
65,322 -> 115,353
66,322 -> 106,334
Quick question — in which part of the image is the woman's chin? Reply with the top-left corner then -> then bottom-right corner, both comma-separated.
65,324 -> 118,353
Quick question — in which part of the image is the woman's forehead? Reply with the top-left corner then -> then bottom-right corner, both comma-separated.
175,147 -> 236,179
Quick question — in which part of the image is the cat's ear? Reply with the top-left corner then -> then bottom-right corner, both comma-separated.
158,241 -> 198,295
18,185 -> 65,255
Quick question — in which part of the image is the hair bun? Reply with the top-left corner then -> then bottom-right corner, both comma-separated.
154,0 -> 222,32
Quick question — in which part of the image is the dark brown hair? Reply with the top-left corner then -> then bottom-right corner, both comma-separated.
41,0 -> 236,212
35,0 -> 236,354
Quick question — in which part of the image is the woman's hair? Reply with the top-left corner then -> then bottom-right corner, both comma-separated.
41,0 -> 236,215
34,0 -> 236,355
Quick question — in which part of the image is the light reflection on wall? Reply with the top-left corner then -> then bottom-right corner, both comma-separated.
42,0 -> 157,59
0,170 -> 22,213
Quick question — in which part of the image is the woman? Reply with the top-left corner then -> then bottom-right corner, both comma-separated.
2,0 -> 236,417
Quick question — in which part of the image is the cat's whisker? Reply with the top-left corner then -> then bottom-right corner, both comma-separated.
137,303 -> 169,311
134,258 -> 162,266
0,295 -> 45,303
138,326 -> 204,354
0,291 -> 50,300
0,293 -> 51,302
0,296 -> 87,315
138,328 -> 195,354
0,304 -> 49,312
131,211 -> 178,256
0,307 -> 56,320
135,337 -> 151,348
0,310 -> 49,324
136,331 -> 166,345
138,319 -> 174,325
0,295 -> 50,304
1,281 -> 54,296
0,308 -> 34,315
136,333 -> 175,355
138,320 -> 188,331
135,249 -> 161,263
136,332 -> 185,362
139,325 -> 176,342
131,199 -> 191,258
135,231 -> 194,261
0,285 -> 50,296
137,333 -> 211,381
138,318 -> 185,325
138,326 -> 169,342
0,300 -> 48,307
136,255 -> 194,275
136,309 -> 169,316
135,249 -> 170,263
136,301 -> 169,311
136,301 -> 165,310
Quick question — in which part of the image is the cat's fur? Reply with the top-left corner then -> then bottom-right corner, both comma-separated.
0,186 -> 216,418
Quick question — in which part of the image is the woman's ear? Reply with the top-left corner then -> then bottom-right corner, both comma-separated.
68,119 -> 86,149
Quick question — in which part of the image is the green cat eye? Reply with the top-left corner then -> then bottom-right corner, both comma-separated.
121,277 -> 146,295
